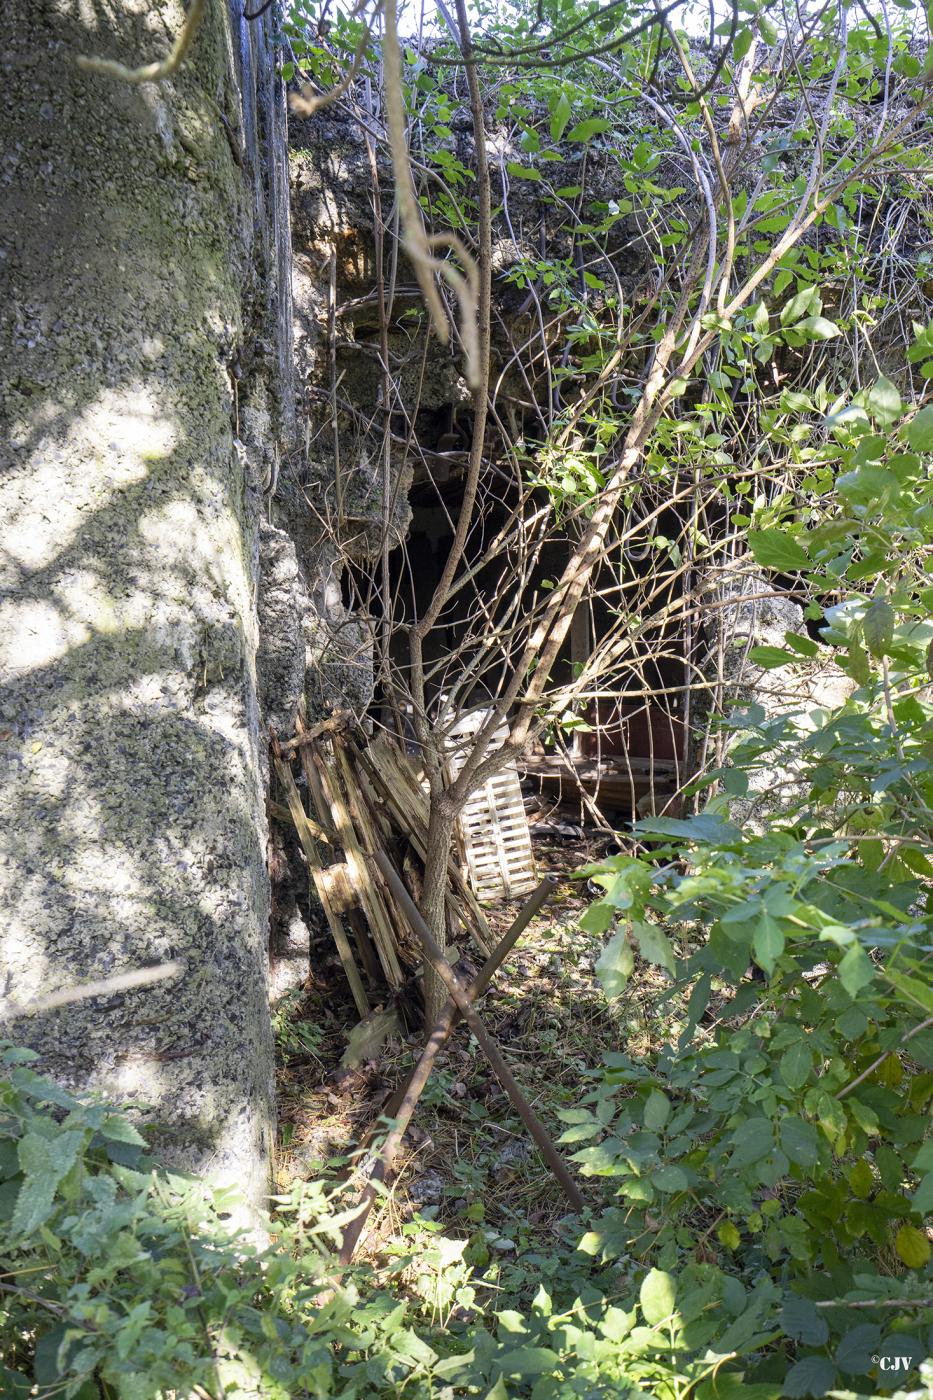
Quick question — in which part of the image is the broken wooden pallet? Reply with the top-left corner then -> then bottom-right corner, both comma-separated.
445,709 -> 537,900
271,718 -> 497,1028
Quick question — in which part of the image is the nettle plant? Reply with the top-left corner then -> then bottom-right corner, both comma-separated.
574,377 -> 933,1396
0,1047 -> 501,1399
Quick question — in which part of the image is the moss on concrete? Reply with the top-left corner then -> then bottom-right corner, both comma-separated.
0,0 -> 292,1213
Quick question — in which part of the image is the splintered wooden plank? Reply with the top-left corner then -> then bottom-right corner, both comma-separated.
325,737 -> 405,987
446,710 -> 537,901
356,735 -> 492,952
273,754 -> 370,1019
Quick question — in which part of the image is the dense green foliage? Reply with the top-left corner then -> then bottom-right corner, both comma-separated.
575,424 -> 933,1394
5,0 -> 933,1393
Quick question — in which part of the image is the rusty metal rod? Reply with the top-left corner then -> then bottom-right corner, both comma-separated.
373,850 -> 584,1212
339,873 -> 558,1263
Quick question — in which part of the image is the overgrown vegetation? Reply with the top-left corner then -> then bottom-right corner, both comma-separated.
4,0 -> 933,1392
4,538 -> 933,1390
5,386 -> 933,1386
286,0 -> 933,1034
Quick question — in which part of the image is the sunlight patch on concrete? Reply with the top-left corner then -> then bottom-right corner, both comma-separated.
0,598 -> 90,676
1,386 -> 175,575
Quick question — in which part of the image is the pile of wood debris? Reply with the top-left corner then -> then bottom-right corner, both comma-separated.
270,713 -> 498,1036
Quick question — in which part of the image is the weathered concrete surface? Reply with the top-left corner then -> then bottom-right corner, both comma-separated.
0,0 -> 291,1210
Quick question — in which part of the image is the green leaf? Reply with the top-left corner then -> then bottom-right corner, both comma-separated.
779,1116 -> 819,1168
865,376 -> 902,425
796,315 -> 841,340
595,926 -> 633,999
905,404 -> 933,452
0,1369 -> 30,1399
780,287 -> 820,326
848,1158 -> 873,1198
781,1296 -> 829,1345
717,1220 -> 740,1250
748,530 -> 809,571
13,1130 -> 84,1237
836,1323 -> 881,1374
885,970 -> 933,1014
639,1268 -> 676,1326
496,1345 -> 560,1377
634,813 -> 741,844
813,1091 -> 846,1139
643,1089 -> 671,1131
749,645 -> 797,669
753,914 -> 784,975
838,943 -> 874,998
0,1140 -> 18,1181
506,163 -> 541,182
912,1140 -> 933,1171
601,1306 -> 636,1342
686,973 -> 711,1028
862,597 -> 894,658
783,1355 -> 836,1397
653,1164 -> 688,1192
579,901 -> 615,935
434,1350 -> 476,1379
846,640 -> 871,684
631,920 -> 676,976
912,1171 -> 933,1214
549,92 -> 572,142
733,27 -> 754,61
895,1223 -> 931,1267
100,1114 -> 146,1146
567,118 -> 611,142
784,631 -> 818,657
696,1380 -> 781,1400
779,1042 -> 813,1091
728,1118 -> 774,1168
33,1326 -> 84,1388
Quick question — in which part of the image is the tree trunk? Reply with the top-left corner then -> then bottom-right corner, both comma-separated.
0,0 -> 291,1215
421,801 -> 457,1031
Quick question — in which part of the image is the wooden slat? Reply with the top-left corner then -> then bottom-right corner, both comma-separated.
331,737 -> 407,986
446,710 -> 537,900
273,753 -> 370,1019
520,753 -> 677,780
356,735 -> 493,953
306,743 -> 404,990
